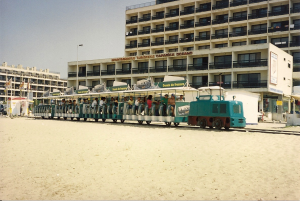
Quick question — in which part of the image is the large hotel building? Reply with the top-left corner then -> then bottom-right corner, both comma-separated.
67,0 -> 300,116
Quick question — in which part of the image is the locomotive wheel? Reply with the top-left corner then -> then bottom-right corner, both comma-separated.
166,122 -> 171,126
102,119 -> 106,122
77,118 -> 80,121
71,117 -> 73,121
146,121 -> 151,125
121,120 -> 125,123
113,119 -> 117,123
214,119 -> 223,130
138,121 -> 143,125
84,118 -> 87,121
199,118 -> 207,129
64,117 -> 67,120
95,119 -> 98,122
174,122 -> 179,127
225,127 -> 230,130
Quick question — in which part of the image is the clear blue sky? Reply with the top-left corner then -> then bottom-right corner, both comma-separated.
0,0 -> 145,78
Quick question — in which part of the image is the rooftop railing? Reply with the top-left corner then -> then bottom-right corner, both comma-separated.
126,0 -> 179,11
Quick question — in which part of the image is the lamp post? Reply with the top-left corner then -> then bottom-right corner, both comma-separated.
219,73 -> 222,100
77,44 -> 83,90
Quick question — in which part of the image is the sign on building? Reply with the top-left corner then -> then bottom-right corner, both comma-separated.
270,52 -> 278,85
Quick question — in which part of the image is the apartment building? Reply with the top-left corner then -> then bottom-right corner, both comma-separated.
67,0 -> 300,118
0,62 -> 67,102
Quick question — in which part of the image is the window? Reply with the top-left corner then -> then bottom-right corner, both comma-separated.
220,104 -> 227,114
173,59 -> 187,66
121,79 -> 131,86
92,81 -> 100,87
169,35 -> 178,42
214,74 -> 231,83
251,39 -> 267,44
129,52 -> 137,56
142,51 -> 150,55
155,60 -> 167,67
232,41 -> 246,46
169,48 -> 178,52
130,16 -> 137,21
143,13 -> 150,19
156,24 -> 164,30
212,104 -> 219,113
272,5 -> 288,12
156,11 -> 164,17
184,19 -> 194,26
193,57 -> 208,65
271,21 -> 288,28
79,81 -> 86,86
214,55 -> 232,63
198,45 -> 210,50
238,53 -> 261,61
288,63 -> 291,68
237,73 -> 261,82
184,5 -> 194,12
184,47 -> 194,51
252,8 -> 267,15
169,22 -> 178,28
192,76 -> 208,84
251,24 -> 267,30
155,50 -> 164,54
199,31 -> 210,38
142,39 -> 150,45
93,65 -> 100,72
216,14 -> 228,20
155,78 -> 164,82
170,8 -> 179,15
122,63 -> 131,71
233,26 -> 246,33
155,37 -> 164,42
184,33 -> 194,39
107,80 -> 114,87
138,62 -> 148,69
215,29 -> 228,35
107,64 -> 115,72
215,43 -> 228,48
233,11 -> 247,18
199,17 -> 211,24
271,37 -> 288,44
143,26 -> 151,32
233,104 -> 241,114
130,40 -> 137,46
200,2 -> 211,9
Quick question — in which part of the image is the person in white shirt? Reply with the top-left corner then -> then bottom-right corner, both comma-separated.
92,98 -> 98,108
178,95 -> 184,102
99,97 -> 105,106
135,97 -> 142,114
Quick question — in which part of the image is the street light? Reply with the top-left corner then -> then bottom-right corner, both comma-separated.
77,44 -> 83,90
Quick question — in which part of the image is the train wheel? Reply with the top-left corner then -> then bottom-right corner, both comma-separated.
95,119 -> 98,122
57,117 -> 60,120
121,120 -> 125,123
138,121 -> 143,125
146,121 -> 151,125
77,118 -> 80,121
166,122 -> 171,126
64,117 -> 67,120
214,119 -> 223,130
174,122 -> 179,127
71,117 -> 73,121
225,127 -> 230,130
84,118 -> 87,121
42,116 -> 44,119
102,119 -> 106,122
113,119 -> 117,123
199,118 -> 207,128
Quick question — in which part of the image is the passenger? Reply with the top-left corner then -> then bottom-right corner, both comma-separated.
178,95 -> 184,102
127,96 -> 134,109
168,94 -> 176,117
135,97 -> 142,114
114,97 -> 118,107
99,97 -> 106,107
73,100 -> 76,106
92,98 -> 98,108
161,94 -> 169,116
124,97 -> 128,102
147,95 -> 157,109
61,99 -> 66,106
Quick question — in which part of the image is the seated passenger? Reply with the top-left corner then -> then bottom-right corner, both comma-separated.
92,98 -> 98,109
99,97 -> 106,107
178,95 -> 184,102
168,94 -> 176,117
161,94 -> 169,116
127,96 -> 134,109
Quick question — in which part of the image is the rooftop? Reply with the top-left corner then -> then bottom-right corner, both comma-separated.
126,0 -> 179,11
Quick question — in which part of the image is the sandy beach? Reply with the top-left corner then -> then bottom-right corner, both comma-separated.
0,117 -> 299,200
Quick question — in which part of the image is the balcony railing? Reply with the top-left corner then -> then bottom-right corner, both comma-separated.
233,59 -> 268,68
229,16 -> 247,22
116,69 -> 131,75
233,80 -> 267,88
101,70 -> 115,76
78,73 -> 86,77
126,0 -> 179,11
180,23 -> 194,29
149,66 -> 167,73
165,12 -> 179,18
126,32 -> 137,37
209,82 -> 231,89
291,24 -> 300,31
249,0 -> 267,3
188,64 -> 208,71
165,39 -> 178,44
293,66 -> 300,72
151,41 -> 165,46
179,37 -> 194,43
165,26 -> 179,31
152,14 -> 165,20
87,71 -> 100,76
195,36 -> 210,41
268,26 -> 289,32
209,62 -> 232,69
212,18 -> 228,25
229,31 -> 247,37
290,41 -> 300,47
196,7 -> 211,12
291,7 -> 300,13
138,43 -> 150,47
272,42 -> 288,48
248,13 -> 268,19
125,44 -> 137,49
138,16 -> 151,22
168,65 -> 187,72
180,9 -> 195,15
248,28 -> 267,35
212,2 -> 229,10
126,19 -> 138,24
191,82 -> 208,89
68,72 -> 77,78
268,10 -> 289,17
132,67 -> 148,74
195,21 -> 211,27
294,57 -> 300,64
230,0 -> 247,7
151,27 -> 164,33
138,30 -> 151,35
211,33 -> 228,39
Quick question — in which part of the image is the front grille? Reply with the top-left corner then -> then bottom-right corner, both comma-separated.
238,119 -> 244,123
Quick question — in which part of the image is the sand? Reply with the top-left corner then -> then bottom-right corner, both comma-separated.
0,117 -> 299,200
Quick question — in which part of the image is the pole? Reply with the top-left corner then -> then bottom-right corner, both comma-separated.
219,73 -> 222,101
77,45 -> 79,91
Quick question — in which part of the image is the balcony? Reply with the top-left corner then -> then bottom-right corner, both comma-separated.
272,41 -> 288,48
165,12 -> 179,18
212,2 -> 229,10
125,44 -> 137,49
179,37 -> 194,43
195,21 -> 211,27
180,9 -> 195,16
248,28 -> 267,35
229,31 -> 247,37
126,19 -> 138,24
268,26 -> 289,33
152,14 -> 165,20
68,72 -> 77,78
132,67 -> 148,74
165,26 -> 179,31
249,0 -> 267,3
151,27 -> 164,33
196,7 -> 211,12
151,41 -> 165,46
195,35 -> 210,41
233,59 -> 268,68
293,66 -> 300,72
229,16 -> 247,22
138,16 -> 151,22
211,33 -> 228,39
291,7 -> 300,14
126,32 -> 137,37
78,73 -> 86,77
87,71 -> 100,76
191,82 -> 208,89
138,43 -> 150,48
149,66 -> 167,73
168,65 -> 187,72
294,57 -> 300,65
248,13 -> 268,19
268,10 -> 289,17
212,19 -> 228,25
233,80 -> 267,88
230,0 -> 247,7
180,23 -> 194,29
209,62 -> 232,69
188,64 -> 208,71
116,69 -> 131,75
291,24 -> 300,31
101,70 -> 115,76
165,39 -> 178,44
126,0 -> 179,10
209,82 -> 231,89
138,30 -> 151,35
290,41 -> 300,47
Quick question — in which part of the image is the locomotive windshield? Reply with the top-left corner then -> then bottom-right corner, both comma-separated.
233,104 -> 242,114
